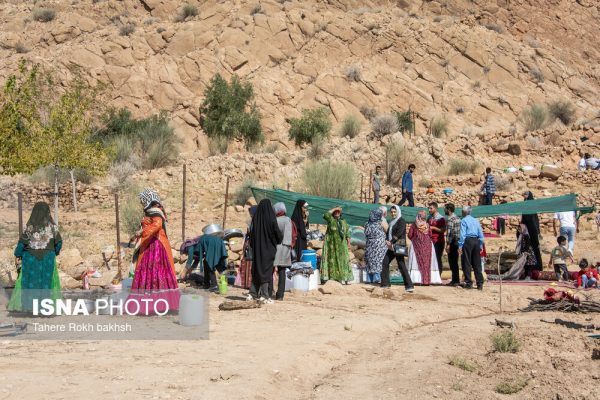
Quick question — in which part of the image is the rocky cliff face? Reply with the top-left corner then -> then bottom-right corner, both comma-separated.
1,0 -> 599,166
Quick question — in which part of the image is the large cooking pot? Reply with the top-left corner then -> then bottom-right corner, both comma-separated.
202,223 -> 224,237
223,228 -> 244,241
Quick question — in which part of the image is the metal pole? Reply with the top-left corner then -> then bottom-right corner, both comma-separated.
17,193 -> 23,236
182,163 -> 186,243
287,183 -> 290,191
222,176 -> 230,230
498,247 -> 504,314
115,193 -> 122,281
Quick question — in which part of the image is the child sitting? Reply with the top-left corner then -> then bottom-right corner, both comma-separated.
576,258 -> 599,288
548,236 -> 574,282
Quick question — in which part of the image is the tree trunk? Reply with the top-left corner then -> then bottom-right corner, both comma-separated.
70,169 -> 78,212
54,165 -> 59,225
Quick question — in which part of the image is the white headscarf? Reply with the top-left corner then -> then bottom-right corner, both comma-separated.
273,202 -> 287,215
387,205 -> 401,241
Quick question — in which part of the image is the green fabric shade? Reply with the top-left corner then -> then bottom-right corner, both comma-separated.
251,187 -> 592,226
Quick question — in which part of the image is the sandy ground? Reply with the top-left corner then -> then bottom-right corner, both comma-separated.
1,283 -> 599,400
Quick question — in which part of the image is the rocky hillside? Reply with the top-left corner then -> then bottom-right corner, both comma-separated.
1,0 -> 599,168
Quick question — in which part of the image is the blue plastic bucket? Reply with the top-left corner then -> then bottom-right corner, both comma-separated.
301,250 -> 318,269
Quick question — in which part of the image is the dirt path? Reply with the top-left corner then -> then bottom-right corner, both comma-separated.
2,284 -> 597,399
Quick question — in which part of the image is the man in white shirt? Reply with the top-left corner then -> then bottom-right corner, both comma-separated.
553,211 -> 578,255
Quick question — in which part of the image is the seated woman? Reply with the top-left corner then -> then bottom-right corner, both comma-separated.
407,210 -> 441,285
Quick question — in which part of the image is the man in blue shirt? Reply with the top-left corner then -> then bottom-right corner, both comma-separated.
398,164 -> 415,207
458,206 -> 485,290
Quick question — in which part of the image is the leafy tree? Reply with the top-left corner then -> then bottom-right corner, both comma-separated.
199,73 -> 263,148
0,61 -> 109,220
288,108 -> 332,146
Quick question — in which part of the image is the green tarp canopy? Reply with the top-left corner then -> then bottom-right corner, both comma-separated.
251,187 -> 592,226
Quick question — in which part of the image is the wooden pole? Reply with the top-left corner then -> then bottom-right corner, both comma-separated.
17,192 -> 23,236
182,163 -> 187,243
222,176 -> 230,230
368,170 -> 373,203
115,193 -> 122,281
497,246 -> 505,314
287,182 -> 290,191
360,175 -> 364,202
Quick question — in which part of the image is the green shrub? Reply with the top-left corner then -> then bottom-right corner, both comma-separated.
485,23 -> 504,33
29,166 -> 92,186
371,114 -> 398,136
94,109 -> 178,170
15,43 -> 29,54
303,160 -> 357,200
448,159 -> 479,175
395,110 -> 413,134
384,142 -> 410,185
495,379 -> 527,394
175,4 -> 198,22
288,108 -> 331,146
448,355 -> 476,372
208,136 -> 228,155
339,114 -> 361,138
521,104 -> 548,131
548,100 -> 575,125
491,330 -> 520,353
112,135 -> 135,163
308,135 -> 326,159
430,116 -> 448,138
250,4 -> 263,15
360,105 -> 377,121
233,178 -> 255,206
200,73 -> 263,148
32,8 -> 56,22
119,23 -> 136,36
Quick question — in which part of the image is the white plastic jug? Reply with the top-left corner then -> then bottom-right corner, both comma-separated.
292,274 -> 309,292
179,294 -> 205,326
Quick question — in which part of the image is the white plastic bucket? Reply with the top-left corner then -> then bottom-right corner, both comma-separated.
179,294 -> 205,326
308,270 -> 320,290
292,274 -> 309,292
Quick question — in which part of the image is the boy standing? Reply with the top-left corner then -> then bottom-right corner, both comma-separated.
548,236 -> 574,282
372,166 -> 382,204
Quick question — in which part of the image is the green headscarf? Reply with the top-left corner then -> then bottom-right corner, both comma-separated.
20,202 -> 62,260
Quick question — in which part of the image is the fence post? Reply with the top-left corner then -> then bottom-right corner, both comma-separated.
360,175 -> 364,202
17,193 -> 23,236
222,176 -> 230,230
115,193 -> 122,281
368,170 -> 373,203
182,163 -> 186,243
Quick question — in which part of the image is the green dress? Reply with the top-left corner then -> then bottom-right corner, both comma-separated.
8,202 -> 62,313
321,212 -> 353,282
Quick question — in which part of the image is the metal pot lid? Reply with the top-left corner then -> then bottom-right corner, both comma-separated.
223,228 -> 244,240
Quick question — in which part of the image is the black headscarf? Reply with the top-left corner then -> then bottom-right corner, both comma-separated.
520,191 -> 542,270
291,199 -> 309,258
250,199 -> 283,283
20,202 -> 62,260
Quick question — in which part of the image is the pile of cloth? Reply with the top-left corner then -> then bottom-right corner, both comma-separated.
306,230 -> 324,241
543,287 -> 580,304
287,262 -> 314,279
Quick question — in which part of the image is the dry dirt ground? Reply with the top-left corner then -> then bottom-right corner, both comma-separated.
1,284 -> 599,400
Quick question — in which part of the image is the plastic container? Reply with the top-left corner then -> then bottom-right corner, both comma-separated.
218,274 -> 228,295
308,270 -> 320,290
300,250 -> 318,269
121,278 -> 133,292
179,294 -> 205,326
442,188 -> 454,195
292,274 -> 309,292
504,167 -> 518,173
351,265 -> 362,284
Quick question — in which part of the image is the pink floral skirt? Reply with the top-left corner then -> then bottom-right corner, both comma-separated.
126,238 -> 180,315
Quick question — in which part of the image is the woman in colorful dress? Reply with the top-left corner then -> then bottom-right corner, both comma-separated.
364,208 -> 387,284
8,202 -> 61,312
291,200 -> 309,261
407,210 -> 441,285
321,207 -> 353,283
127,189 -> 180,314
247,199 -> 282,304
